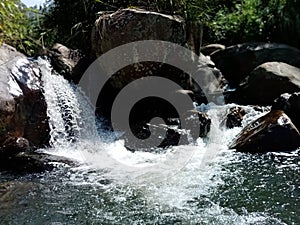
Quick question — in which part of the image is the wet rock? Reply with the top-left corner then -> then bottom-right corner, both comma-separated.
125,107 -> 211,152
223,106 -> 246,129
210,42 -> 300,87
49,43 -> 90,83
0,136 -> 30,157
0,152 -> 77,173
184,110 -> 211,138
229,110 -> 300,153
228,62 -> 300,105
272,92 -> 300,130
200,44 -> 225,56
0,43 -> 49,152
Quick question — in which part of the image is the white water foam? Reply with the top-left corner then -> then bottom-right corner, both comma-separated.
36,58 -> 284,224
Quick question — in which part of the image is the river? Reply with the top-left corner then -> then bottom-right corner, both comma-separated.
0,59 -> 299,225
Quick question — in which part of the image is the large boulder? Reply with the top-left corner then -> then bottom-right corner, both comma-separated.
92,8 -> 186,57
211,42 -> 300,87
91,8 -> 226,137
228,62 -> 300,105
272,92 -> 300,130
229,110 -> 300,153
49,43 -> 90,83
0,43 -> 49,157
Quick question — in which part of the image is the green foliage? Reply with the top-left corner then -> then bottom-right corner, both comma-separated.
0,0 -> 27,49
2,0 -> 300,55
209,0 -> 265,44
0,0 -> 45,55
207,0 -> 300,47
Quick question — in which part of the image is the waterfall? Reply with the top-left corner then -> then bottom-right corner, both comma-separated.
3,58 -> 296,225
38,58 -> 98,148
37,57 -> 268,182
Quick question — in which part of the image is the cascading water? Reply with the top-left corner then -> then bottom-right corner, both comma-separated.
0,58 -> 299,225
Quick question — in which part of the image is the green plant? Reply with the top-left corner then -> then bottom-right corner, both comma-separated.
0,0 -> 46,55
0,0 -> 27,48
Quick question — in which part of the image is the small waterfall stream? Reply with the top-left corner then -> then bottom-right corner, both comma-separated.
0,58 -> 297,224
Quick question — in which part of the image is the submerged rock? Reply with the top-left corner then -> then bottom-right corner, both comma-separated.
0,181 -> 37,213
211,42 -> 300,87
229,110 -> 300,153
229,62 -> 300,105
0,43 -> 49,155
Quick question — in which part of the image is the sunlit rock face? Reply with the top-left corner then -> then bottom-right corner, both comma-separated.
210,42 -> 300,87
228,62 -> 300,105
0,43 -> 49,156
229,110 -> 300,153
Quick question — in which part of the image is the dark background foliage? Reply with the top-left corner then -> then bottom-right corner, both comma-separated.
2,0 -> 300,56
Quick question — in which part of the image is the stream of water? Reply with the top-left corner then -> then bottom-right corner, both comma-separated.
0,59 -> 299,225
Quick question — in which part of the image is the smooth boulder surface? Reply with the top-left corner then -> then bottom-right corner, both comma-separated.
272,92 -> 300,130
200,44 -> 225,56
229,62 -> 300,105
0,43 -> 49,156
211,42 -> 300,87
229,110 -> 300,153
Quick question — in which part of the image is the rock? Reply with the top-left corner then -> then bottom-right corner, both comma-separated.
272,92 -> 300,130
184,110 -> 211,138
92,8 -> 186,57
0,152 -> 78,173
91,9 -> 225,132
222,106 -> 246,129
91,8 -> 226,145
0,136 -> 30,157
49,43 -> 90,83
200,44 -> 225,56
92,8 -> 188,90
228,62 -> 300,105
124,106 -> 211,152
0,43 -> 49,152
210,42 -> 300,87
229,110 -> 300,153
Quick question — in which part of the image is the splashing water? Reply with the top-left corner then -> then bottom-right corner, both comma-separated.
0,58 -> 298,225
